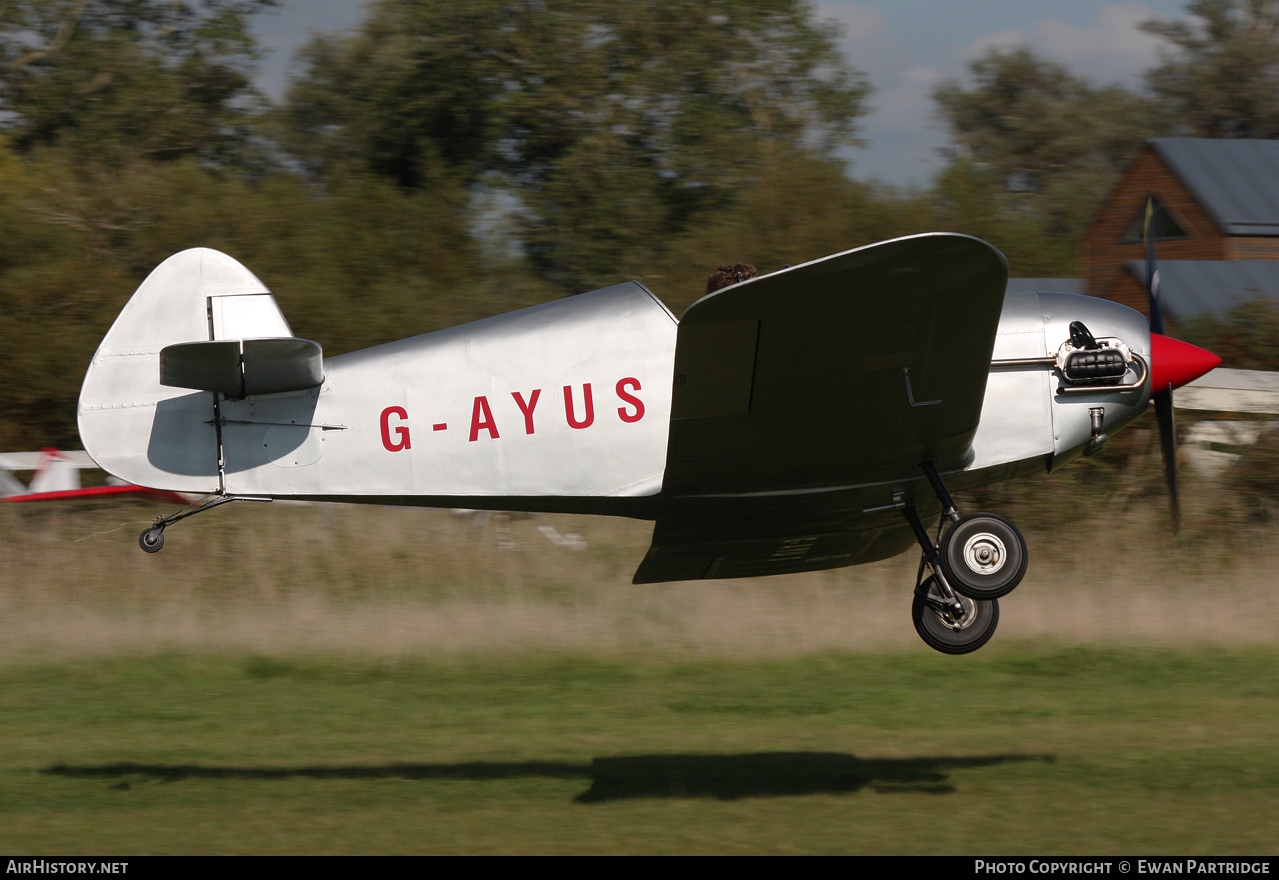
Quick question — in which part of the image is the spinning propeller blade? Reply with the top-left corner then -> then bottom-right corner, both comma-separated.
1153,380 -> 1179,529
1143,198 -> 1221,532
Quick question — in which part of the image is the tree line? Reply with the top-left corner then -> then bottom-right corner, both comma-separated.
1,0 -> 1278,451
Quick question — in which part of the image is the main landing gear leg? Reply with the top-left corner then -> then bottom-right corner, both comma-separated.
903,503 -> 964,616
919,462 -> 1028,602
902,463 -> 1028,654
138,495 -> 270,553
903,503 -> 1001,655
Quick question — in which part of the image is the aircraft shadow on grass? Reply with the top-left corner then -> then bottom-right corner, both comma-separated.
43,752 -> 1052,801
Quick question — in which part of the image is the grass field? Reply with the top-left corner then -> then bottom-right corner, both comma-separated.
4,649 -> 1278,854
1,500 -> 1277,854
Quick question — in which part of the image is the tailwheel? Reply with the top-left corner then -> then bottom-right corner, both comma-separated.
912,576 -> 999,655
938,513 -> 1026,600
132,495 -> 265,554
139,525 -> 165,553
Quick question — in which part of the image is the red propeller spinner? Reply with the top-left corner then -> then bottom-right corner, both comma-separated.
1149,333 -> 1221,393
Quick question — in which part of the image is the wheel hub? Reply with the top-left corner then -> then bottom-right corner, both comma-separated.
933,592 -> 977,630
961,532 -> 1007,576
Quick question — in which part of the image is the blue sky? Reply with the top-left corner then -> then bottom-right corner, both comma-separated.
251,1 -> 1194,186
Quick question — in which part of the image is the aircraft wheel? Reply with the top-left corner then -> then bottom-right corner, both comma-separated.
139,526 -> 165,553
912,577 -> 999,655
939,513 -> 1026,600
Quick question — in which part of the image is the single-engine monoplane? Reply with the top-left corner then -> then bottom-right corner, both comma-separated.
77,233 -> 1220,653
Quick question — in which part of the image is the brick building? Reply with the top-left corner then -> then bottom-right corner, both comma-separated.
1078,137 -> 1279,328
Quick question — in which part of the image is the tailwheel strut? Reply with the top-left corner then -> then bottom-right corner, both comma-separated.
137,495 -> 271,553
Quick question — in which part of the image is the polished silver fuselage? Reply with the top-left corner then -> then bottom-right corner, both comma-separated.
78,237 -> 1152,578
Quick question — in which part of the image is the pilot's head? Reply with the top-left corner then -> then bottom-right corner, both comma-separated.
705,262 -> 757,295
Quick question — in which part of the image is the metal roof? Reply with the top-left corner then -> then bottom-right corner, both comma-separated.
1151,138 -> 1279,236
1005,278 -> 1083,295
1125,259 -> 1279,320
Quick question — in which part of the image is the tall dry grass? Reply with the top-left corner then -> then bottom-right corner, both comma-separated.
1,484 -> 1276,663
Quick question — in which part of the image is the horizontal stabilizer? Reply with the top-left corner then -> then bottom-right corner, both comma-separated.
160,338 -> 324,398
161,340 -> 241,396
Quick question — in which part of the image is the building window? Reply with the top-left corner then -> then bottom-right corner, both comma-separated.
1122,197 -> 1189,242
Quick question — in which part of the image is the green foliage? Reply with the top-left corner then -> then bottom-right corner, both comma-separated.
278,0 -> 870,290
0,0 -> 279,167
654,148 -> 933,312
930,160 -> 1076,277
0,147 -> 553,450
1178,296 -> 1279,372
1223,424 -> 1279,523
932,48 -> 1172,275
1143,0 -> 1279,138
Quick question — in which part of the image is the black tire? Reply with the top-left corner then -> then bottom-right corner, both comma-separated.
938,513 -> 1027,600
912,577 -> 999,655
139,527 -> 165,553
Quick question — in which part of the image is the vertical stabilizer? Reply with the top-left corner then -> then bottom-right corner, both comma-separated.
27,449 -> 82,494
78,248 -> 293,493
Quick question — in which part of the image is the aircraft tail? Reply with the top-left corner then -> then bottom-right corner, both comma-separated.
27,449 -> 83,494
78,248 -> 317,494
0,450 -> 81,496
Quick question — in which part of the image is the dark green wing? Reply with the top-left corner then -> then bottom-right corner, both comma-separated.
634,233 -> 1008,584
663,233 -> 1008,496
